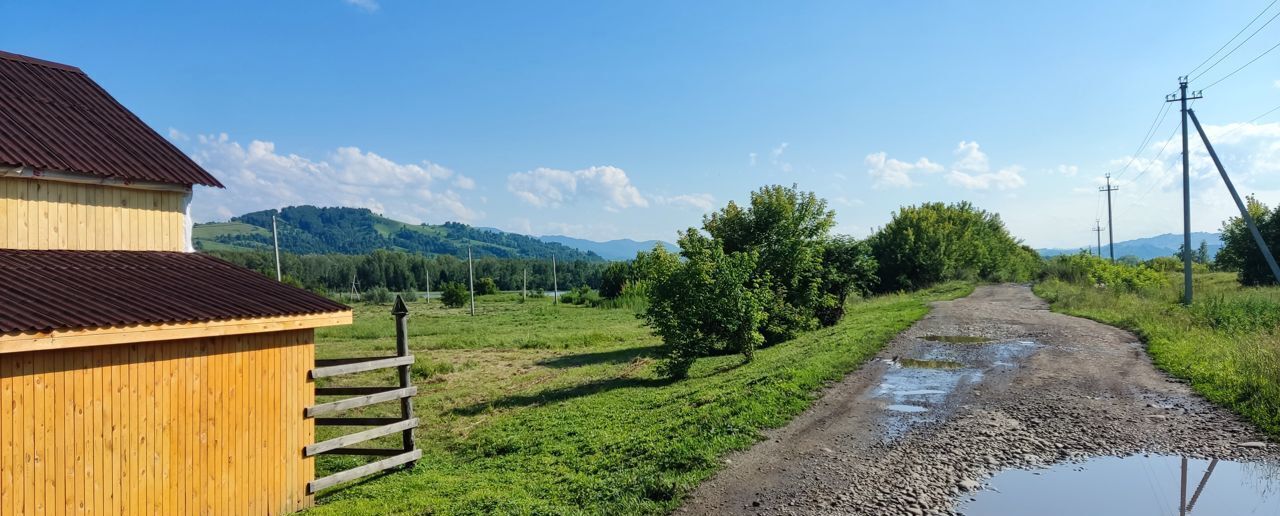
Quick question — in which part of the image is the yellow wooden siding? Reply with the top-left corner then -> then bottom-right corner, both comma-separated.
0,177 -> 187,252
0,330 -> 315,515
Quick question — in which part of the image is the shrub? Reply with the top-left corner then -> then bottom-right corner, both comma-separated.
476,277 -> 499,296
364,286 -> 393,304
643,233 -> 770,378
402,288 -> 419,302
1041,253 -> 1166,292
441,282 -> 469,308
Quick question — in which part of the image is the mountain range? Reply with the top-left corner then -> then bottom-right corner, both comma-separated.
538,235 -> 678,260
1036,232 -> 1223,261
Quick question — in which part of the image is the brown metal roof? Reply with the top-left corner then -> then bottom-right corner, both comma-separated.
0,50 -> 223,187
0,250 -> 347,333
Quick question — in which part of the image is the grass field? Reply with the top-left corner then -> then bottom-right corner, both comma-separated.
1035,272 -> 1280,437
307,283 -> 972,515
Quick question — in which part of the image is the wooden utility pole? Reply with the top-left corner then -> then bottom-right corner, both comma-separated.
1092,220 -> 1105,257
1100,174 -> 1119,262
1167,77 -> 1201,305
552,256 -> 559,305
467,246 -> 476,316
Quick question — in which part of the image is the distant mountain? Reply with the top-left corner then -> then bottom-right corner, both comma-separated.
193,206 -> 602,261
539,235 -> 678,260
1038,232 -> 1222,261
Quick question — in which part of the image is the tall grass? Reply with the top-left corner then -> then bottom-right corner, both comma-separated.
1035,272 -> 1280,436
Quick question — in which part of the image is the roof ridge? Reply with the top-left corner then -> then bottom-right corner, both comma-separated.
0,50 -> 83,74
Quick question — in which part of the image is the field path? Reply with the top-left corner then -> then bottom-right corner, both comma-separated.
679,284 -> 1277,515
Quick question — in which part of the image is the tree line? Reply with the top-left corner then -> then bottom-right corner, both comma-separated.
205,249 -> 608,294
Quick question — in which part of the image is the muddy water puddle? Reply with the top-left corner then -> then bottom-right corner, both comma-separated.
921,335 -> 992,344
873,339 -> 1040,439
959,454 -> 1280,515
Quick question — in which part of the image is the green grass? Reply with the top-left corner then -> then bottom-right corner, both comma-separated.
307,282 -> 973,515
1034,272 -> 1280,437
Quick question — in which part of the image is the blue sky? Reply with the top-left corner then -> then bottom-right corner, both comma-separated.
5,0 -> 1280,248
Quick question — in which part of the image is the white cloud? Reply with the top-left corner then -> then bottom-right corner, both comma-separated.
1053,164 -> 1079,176
1274,79 -> 1280,89
865,152 -> 943,189
168,128 -> 188,142
506,166 -> 649,211
771,143 -> 793,173
748,152 -> 758,166
944,141 -> 1026,190
655,193 -> 716,211
344,0 -> 379,12
186,133 -> 480,223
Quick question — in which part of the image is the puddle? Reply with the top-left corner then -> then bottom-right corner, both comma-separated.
921,335 -> 992,344
899,358 -> 964,369
886,404 -> 928,413
960,454 -> 1280,515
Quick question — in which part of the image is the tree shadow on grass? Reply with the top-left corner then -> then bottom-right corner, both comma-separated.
451,375 -> 677,416
534,345 -> 658,368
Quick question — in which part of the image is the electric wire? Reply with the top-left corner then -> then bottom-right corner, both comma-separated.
1190,2 -> 1280,82
1216,101 -> 1280,139
1187,0 -> 1279,76
1200,38 -> 1280,91
1115,101 -> 1175,180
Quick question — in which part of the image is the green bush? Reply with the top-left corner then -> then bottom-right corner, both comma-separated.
441,282 -> 469,308
1041,253 -> 1166,292
1190,293 -> 1280,334
364,286 -> 393,304
476,277 -> 499,295
402,288 -> 419,303
643,232 -> 770,378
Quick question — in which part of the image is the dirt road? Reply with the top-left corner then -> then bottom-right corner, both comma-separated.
679,284 -> 1277,515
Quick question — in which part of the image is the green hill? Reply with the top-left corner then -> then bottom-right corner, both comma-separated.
193,205 -> 602,261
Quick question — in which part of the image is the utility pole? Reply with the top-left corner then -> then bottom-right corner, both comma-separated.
522,268 -> 527,300
1100,174 -> 1119,262
467,246 -> 476,316
1092,220 -> 1105,257
1167,77 -> 1202,305
272,214 -> 282,281
552,256 -> 559,305
424,269 -> 430,305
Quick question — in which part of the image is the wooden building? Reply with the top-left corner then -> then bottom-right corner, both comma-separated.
0,51 -> 353,514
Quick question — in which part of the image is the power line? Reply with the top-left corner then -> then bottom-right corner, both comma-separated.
1188,0 -> 1279,76
1200,38 -> 1280,91
1115,101 -> 1175,179
1190,2 -> 1280,81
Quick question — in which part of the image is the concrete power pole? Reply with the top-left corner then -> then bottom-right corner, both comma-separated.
467,246 -> 476,316
1167,77 -> 1202,305
552,256 -> 559,305
272,214 -> 282,281
1100,174 -> 1119,262
1092,220 -> 1105,257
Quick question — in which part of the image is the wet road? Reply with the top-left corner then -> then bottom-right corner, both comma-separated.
678,284 -> 1278,515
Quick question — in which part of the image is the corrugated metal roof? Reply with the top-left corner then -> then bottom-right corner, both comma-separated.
0,250 -> 348,333
0,50 -> 223,187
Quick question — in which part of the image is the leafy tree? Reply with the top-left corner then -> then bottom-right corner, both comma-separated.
600,261 -> 630,299
476,277 -> 499,295
441,282 -> 469,308
643,230 -> 770,378
702,184 -> 835,343
1196,240 -> 1211,265
1215,195 -> 1280,285
815,236 -> 879,326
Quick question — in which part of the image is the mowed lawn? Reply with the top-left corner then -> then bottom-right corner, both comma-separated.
308,284 -> 972,515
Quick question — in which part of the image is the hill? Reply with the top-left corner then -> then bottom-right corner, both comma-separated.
193,206 -> 603,261
1037,232 -> 1222,261
538,235 -> 677,260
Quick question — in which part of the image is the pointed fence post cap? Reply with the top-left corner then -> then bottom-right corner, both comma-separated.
391,294 -> 409,316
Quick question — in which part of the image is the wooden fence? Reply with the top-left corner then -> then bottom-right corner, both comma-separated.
304,296 -> 420,493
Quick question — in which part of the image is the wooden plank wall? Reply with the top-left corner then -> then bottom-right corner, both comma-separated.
0,329 -> 315,515
0,177 -> 188,252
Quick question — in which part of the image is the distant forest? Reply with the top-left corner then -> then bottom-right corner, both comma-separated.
207,248 -> 607,294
